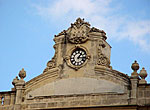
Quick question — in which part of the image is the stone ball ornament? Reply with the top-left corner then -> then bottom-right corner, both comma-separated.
131,60 -> 139,72
139,67 -> 148,84
19,68 -> 26,80
139,67 -> 147,79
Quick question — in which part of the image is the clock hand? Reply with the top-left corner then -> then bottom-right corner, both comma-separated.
77,54 -> 83,59
75,54 -> 80,62
77,55 -> 80,59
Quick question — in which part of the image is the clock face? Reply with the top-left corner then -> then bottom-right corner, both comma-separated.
70,48 -> 87,66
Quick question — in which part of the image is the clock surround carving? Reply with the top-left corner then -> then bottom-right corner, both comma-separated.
65,45 -> 91,70
70,48 -> 87,66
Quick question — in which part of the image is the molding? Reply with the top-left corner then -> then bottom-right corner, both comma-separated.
94,65 -> 130,86
25,68 -> 59,93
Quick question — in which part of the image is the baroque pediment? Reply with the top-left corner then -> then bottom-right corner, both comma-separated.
43,18 -> 111,73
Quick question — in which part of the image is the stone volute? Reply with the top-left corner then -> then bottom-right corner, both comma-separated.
131,60 -> 139,77
139,67 -> 147,84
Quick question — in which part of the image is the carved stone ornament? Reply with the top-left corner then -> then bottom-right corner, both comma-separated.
97,53 -> 110,66
89,27 -> 107,40
19,68 -> 26,80
67,18 -> 90,44
55,30 -> 66,37
139,67 -> 147,84
131,60 -> 139,77
43,44 -> 58,73
54,18 -> 108,43
97,40 -> 110,67
12,76 -> 19,86
65,45 -> 91,70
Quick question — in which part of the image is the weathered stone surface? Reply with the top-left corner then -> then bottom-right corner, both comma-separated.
47,102 -> 57,107
144,91 -> 150,97
0,18 -> 150,110
27,77 -> 125,97
0,106 -> 14,110
28,103 -> 46,109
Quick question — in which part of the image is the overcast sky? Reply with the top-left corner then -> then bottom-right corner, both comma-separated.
0,0 -> 150,91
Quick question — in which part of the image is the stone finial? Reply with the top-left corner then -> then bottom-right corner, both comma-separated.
139,67 -> 147,84
19,68 -> 26,80
131,60 -> 139,77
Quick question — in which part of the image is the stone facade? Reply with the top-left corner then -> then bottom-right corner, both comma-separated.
0,18 -> 150,110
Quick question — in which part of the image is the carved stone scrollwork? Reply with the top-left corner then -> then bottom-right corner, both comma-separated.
54,18 -> 108,44
67,18 -> 90,44
97,53 -> 110,66
47,57 -> 56,68
97,40 -> 110,67
43,44 -> 58,73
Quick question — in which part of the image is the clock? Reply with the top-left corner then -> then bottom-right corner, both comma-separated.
65,45 -> 90,70
70,48 -> 87,66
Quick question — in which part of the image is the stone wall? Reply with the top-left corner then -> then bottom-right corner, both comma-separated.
0,91 -> 16,110
138,84 -> 150,106
0,91 -> 16,106
25,93 -> 128,110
